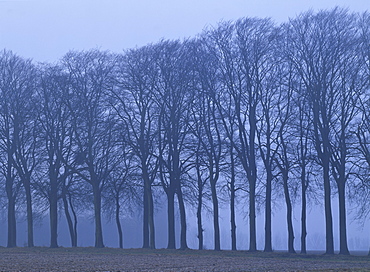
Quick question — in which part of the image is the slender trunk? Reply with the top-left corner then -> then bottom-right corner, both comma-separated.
249,180 -> 257,251
338,181 -> 349,255
49,196 -> 58,248
149,188 -> 156,249
211,179 -> 220,251
115,196 -> 123,249
230,151 -> 237,251
7,196 -> 17,248
299,106 -> 308,254
283,171 -> 295,254
196,152 -> 204,250
301,175 -> 307,254
177,186 -> 188,250
319,118 -> 334,255
24,178 -> 34,247
197,189 -> 203,250
69,194 -> 78,247
264,170 -> 272,252
6,149 -> 17,248
92,182 -> 104,248
313,101 -> 334,254
262,113 -> 272,253
230,186 -> 236,251
167,190 -> 176,249
63,193 -> 76,247
249,108 -> 257,252
49,171 -> 58,248
336,127 -> 349,255
323,160 -> 334,254
142,181 -> 149,248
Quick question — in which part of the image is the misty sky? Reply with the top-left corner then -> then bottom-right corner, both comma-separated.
0,0 -> 369,63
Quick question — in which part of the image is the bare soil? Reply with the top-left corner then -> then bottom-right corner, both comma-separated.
0,247 -> 368,271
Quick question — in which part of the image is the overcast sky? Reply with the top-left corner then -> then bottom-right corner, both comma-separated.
0,0 -> 369,62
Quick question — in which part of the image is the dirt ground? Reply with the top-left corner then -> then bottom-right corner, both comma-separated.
0,247 -> 368,271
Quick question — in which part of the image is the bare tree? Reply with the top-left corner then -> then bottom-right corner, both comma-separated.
2,52 -> 39,248
62,50 -> 117,248
154,40 -> 192,250
112,46 -> 159,249
353,11 -> 370,256
234,18 -> 276,251
329,12 -> 362,254
274,64 -> 297,254
251,23 -> 280,252
188,38 -> 225,251
0,50 -> 28,247
286,8 -> 357,254
37,64 -> 74,248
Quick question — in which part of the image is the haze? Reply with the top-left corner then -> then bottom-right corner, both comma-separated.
0,0 -> 369,62
0,0 -> 369,253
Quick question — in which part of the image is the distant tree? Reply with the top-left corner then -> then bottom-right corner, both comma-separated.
3,52 -> 39,248
37,64 -> 74,248
189,38 -> 225,251
328,11 -> 362,255
233,18 -> 276,251
249,21 -> 280,253
62,50 -> 117,248
290,84 -> 315,254
274,62 -> 297,254
280,27 -> 312,253
0,50 -> 27,248
112,46 -> 159,249
286,8 -> 358,254
103,151 -> 137,249
154,40 -> 192,250
353,10 -> 370,256
61,173 -> 91,247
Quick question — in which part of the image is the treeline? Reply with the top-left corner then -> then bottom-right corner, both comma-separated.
0,8 -> 369,254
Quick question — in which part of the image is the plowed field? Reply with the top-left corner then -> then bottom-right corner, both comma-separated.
0,247 -> 368,271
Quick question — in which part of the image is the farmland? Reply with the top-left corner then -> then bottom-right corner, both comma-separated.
0,247 -> 368,271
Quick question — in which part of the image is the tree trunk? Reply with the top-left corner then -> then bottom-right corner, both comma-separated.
211,180 -> 220,251
299,102 -> 308,255
335,127 -> 350,255
338,181 -> 349,255
63,193 -> 76,247
115,196 -> 123,249
301,174 -> 307,254
323,160 -> 334,254
315,117 -> 334,255
24,177 -> 34,247
249,110 -> 257,252
6,150 -> 17,248
264,170 -> 273,252
49,195 -> 58,248
92,182 -> 104,248
177,186 -> 188,250
70,194 -> 78,247
7,196 -> 17,248
283,171 -> 295,254
149,189 -> 156,249
49,170 -> 58,248
196,152 -> 204,250
230,159 -> 237,251
166,190 -> 176,249
197,188 -> 203,250
142,181 -> 149,248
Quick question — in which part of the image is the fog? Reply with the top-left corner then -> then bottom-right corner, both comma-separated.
0,0 -> 369,254
0,197 -> 368,252
0,0 -> 369,62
